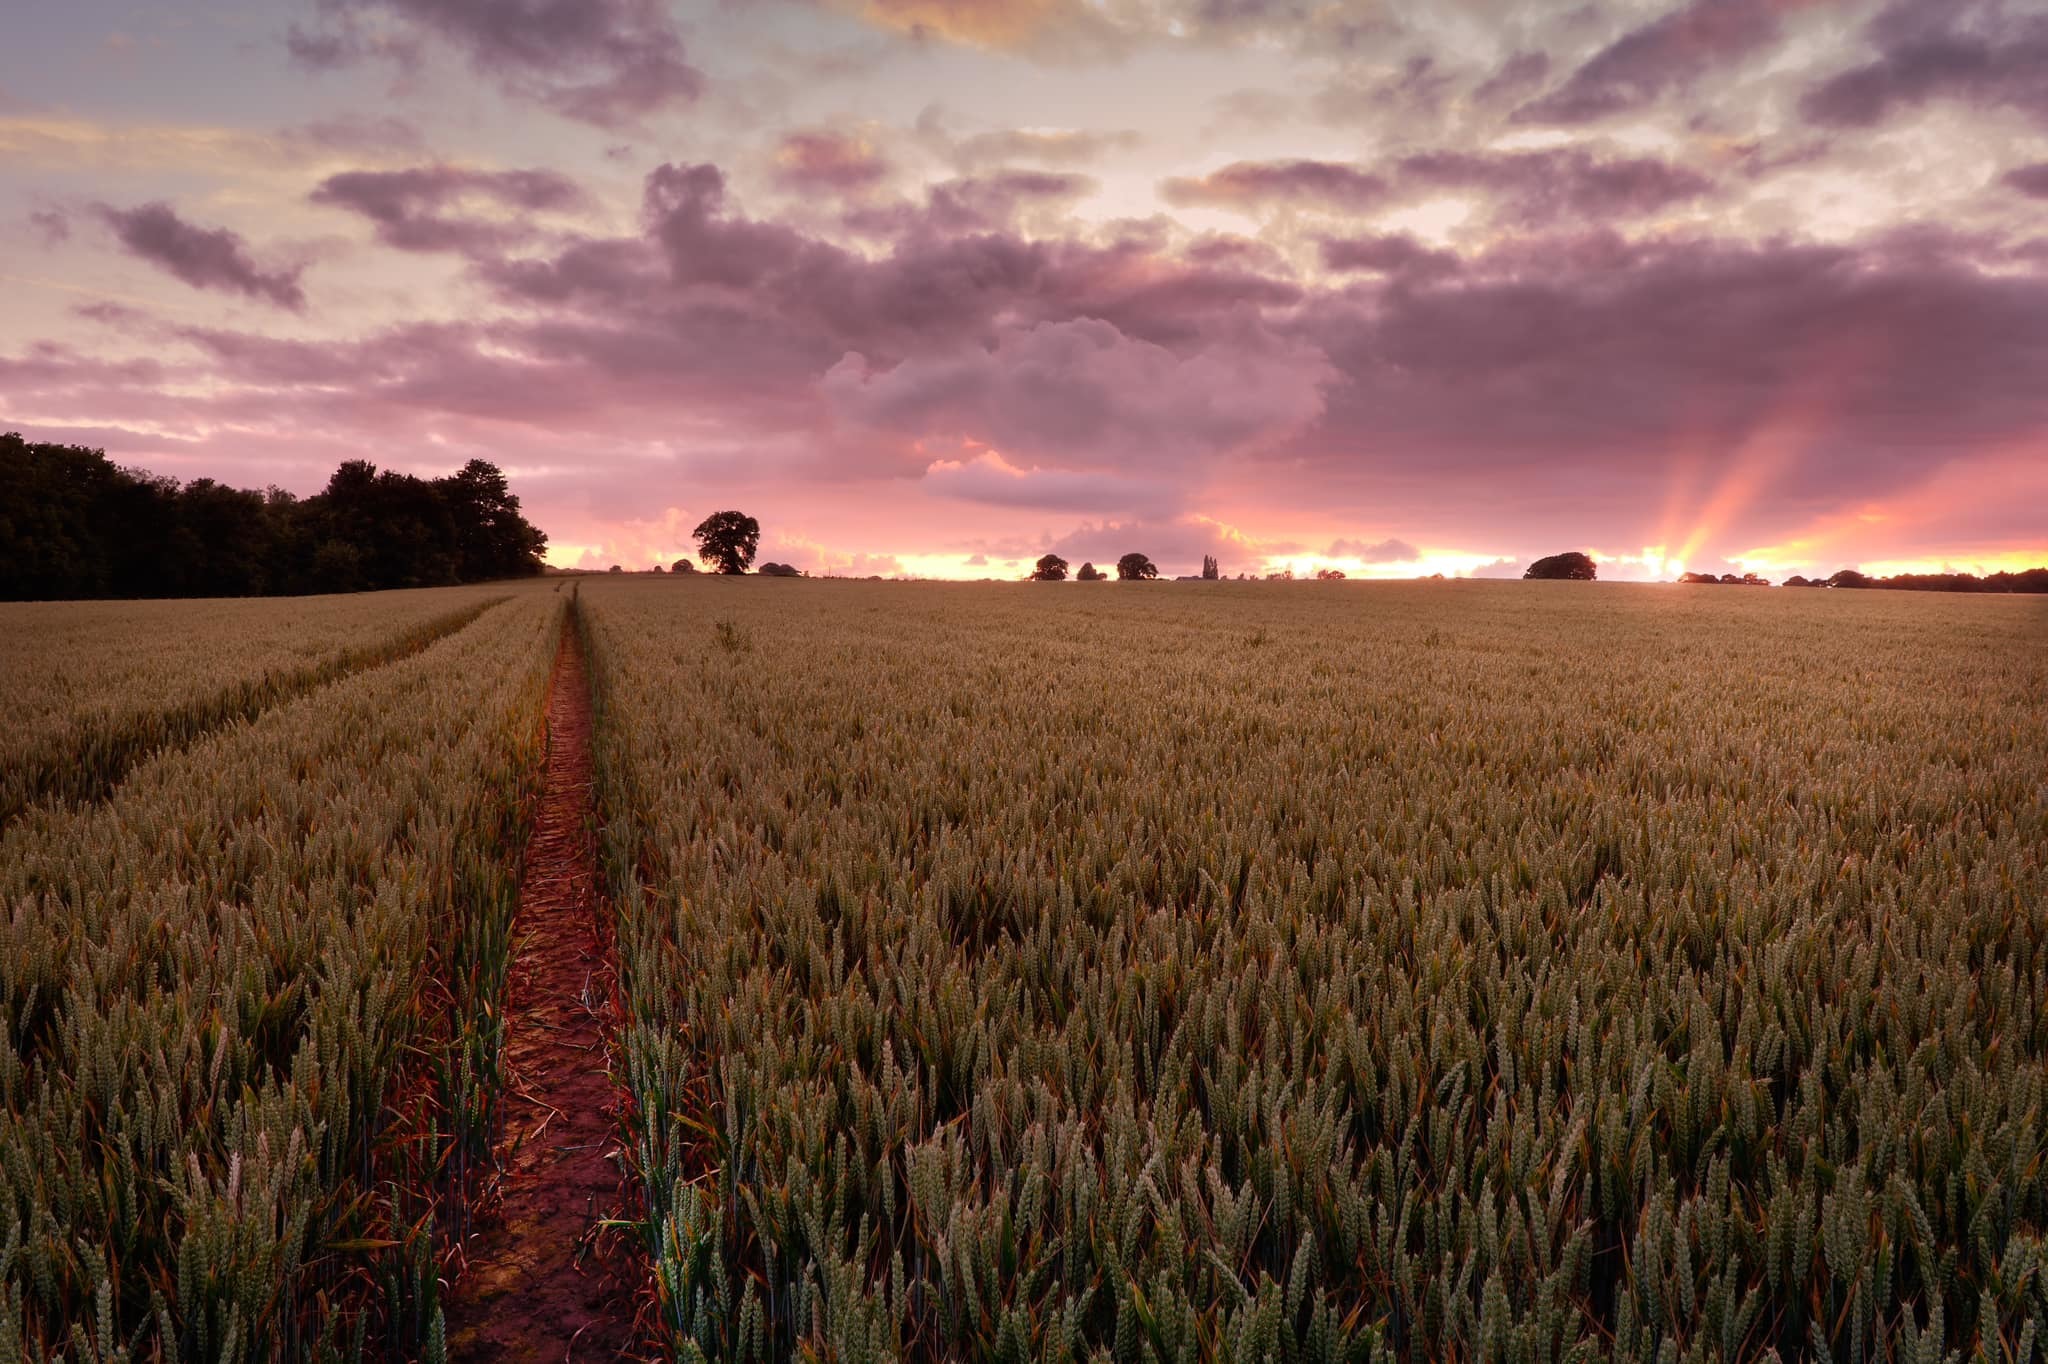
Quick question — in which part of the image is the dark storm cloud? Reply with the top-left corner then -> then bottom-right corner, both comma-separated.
94,203 -> 306,310
290,0 -> 702,129
2004,164 -> 2048,198
1801,0 -> 2048,128
310,165 -> 587,252
1514,0 -> 1803,126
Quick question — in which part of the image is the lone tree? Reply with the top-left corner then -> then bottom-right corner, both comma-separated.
1117,552 -> 1159,581
1524,551 -> 1596,581
1031,554 -> 1069,581
1076,561 -> 1105,580
757,561 -> 802,577
694,510 -> 760,574
1201,554 -> 1219,580
671,558 -> 697,574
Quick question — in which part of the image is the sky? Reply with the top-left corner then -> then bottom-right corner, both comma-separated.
2,0 -> 2045,581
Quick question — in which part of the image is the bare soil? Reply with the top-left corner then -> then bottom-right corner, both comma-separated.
446,623 -> 643,1362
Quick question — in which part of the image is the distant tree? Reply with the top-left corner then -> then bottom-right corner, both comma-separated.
1783,575 -> 1813,587
694,510 -> 761,574
672,558 -> 697,574
1117,552 -> 1159,581
757,561 -> 802,577
1679,571 -> 1719,584
608,564 -> 623,573
1741,573 -> 1769,586
1076,561 -> 1105,581
1719,573 -> 1742,585
1828,569 -> 1873,589
1315,567 -> 1347,580
1201,554 -> 1219,580
1524,551 -> 1597,581
1031,554 -> 1069,581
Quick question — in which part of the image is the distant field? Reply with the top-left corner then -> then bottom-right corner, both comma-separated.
2,578 -> 2043,1361
582,578 -> 2047,1362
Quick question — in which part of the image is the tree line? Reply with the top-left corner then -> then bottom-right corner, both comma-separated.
1,433 -> 547,600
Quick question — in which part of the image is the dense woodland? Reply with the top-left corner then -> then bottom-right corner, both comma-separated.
0,433 -> 547,600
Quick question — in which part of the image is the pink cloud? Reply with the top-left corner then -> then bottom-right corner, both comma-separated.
823,316 -> 1332,473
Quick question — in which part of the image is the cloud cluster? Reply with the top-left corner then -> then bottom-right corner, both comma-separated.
290,0 -> 701,129
1800,0 -> 2048,129
1512,0 -> 1803,125
311,164 -> 587,252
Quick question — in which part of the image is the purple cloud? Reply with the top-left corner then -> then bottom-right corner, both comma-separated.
311,165 -> 587,252
292,0 -> 701,129
1163,159 -> 1390,211
95,203 -> 306,310
1515,0 -> 1801,125
2004,164 -> 2048,198
1320,233 -> 1460,278
1801,0 -> 2048,128
824,316 -> 1333,470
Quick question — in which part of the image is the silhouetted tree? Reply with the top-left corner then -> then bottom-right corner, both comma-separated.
1679,572 -> 1720,584
1524,551 -> 1597,581
757,561 -> 802,577
1117,552 -> 1158,580
1076,561 -> 1105,581
1031,554 -> 1069,581
671,558 -> 697,574
1783,575 -> 1814,587
1316,567 -> 1346,580
1201,554 -> 1219,580
694,510 -> 760,575
1828,569 -> 1873,589
608,564 -> 624,573
0,433 -> 547,600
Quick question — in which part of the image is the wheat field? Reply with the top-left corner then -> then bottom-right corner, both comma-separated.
3,578 -> 2044,1362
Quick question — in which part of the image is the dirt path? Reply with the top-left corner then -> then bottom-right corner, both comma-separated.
446,619 -> 642,1362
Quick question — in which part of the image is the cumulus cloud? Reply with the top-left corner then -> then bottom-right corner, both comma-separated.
290,0 -> 702,129
94,203 -> 306,310
310,164 -> 587,252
